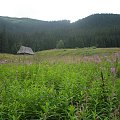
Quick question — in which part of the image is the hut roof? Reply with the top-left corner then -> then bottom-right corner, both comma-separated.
17,46 -> 34,55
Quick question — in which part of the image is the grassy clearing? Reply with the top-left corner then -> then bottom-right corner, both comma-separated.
0,48 -> 120,64
0,48 -> 120,119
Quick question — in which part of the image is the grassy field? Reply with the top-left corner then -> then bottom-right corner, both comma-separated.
1,48 -> 120,64
0,48 -> 120,119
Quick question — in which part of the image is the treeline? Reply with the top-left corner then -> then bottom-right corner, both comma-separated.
0,14 -> 120,53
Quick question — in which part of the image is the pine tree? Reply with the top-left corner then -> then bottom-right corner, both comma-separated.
56,40 -> 64,49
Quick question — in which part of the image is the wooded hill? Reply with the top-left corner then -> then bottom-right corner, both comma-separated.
0,13 -> 120,53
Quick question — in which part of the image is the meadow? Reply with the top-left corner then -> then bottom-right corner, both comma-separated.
0,48 -> 120,120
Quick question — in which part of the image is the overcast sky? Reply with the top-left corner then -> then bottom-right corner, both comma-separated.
0,0 -> 120,22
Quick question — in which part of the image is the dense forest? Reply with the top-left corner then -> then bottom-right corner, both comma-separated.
0,13 -> 120,53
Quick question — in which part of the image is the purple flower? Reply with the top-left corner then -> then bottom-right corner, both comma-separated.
111,67 -> 116,74
114,53 -> 119,58
94,55 -> 101,63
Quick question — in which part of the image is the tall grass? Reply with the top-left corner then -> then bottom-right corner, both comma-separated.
1,48 -> 120,119
0,60 -> 120,119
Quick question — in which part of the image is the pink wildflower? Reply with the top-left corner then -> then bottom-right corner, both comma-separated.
94,55 -> 101,63
114,53 -> 119,58
111,67 -> 116,74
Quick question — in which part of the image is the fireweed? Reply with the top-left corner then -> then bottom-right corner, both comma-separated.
0,61 -> 120,119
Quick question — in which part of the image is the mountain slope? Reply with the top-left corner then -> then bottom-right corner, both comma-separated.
0,13 -> 120,53
0,16 -> 70,33
73,14 -> 120,29
0,14 -> 120,32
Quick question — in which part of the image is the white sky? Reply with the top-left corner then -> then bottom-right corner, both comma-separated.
0,0 -> 120,22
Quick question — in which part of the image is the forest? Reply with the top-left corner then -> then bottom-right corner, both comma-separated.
0,13 -> 120,53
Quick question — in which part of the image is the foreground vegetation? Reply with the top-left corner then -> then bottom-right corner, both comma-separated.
0,48 -> 120,119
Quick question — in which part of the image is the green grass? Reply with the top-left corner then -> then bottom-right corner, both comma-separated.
0,48 -> 120,119
0,48 -> 120,64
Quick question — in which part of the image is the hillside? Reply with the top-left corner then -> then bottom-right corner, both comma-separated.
0,14 -> 120,53
74,14 -> 120,29
0,14 -> 120,32
0,16 -> 70,33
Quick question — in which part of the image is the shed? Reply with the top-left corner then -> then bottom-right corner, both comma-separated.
17,46 -> 34,55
